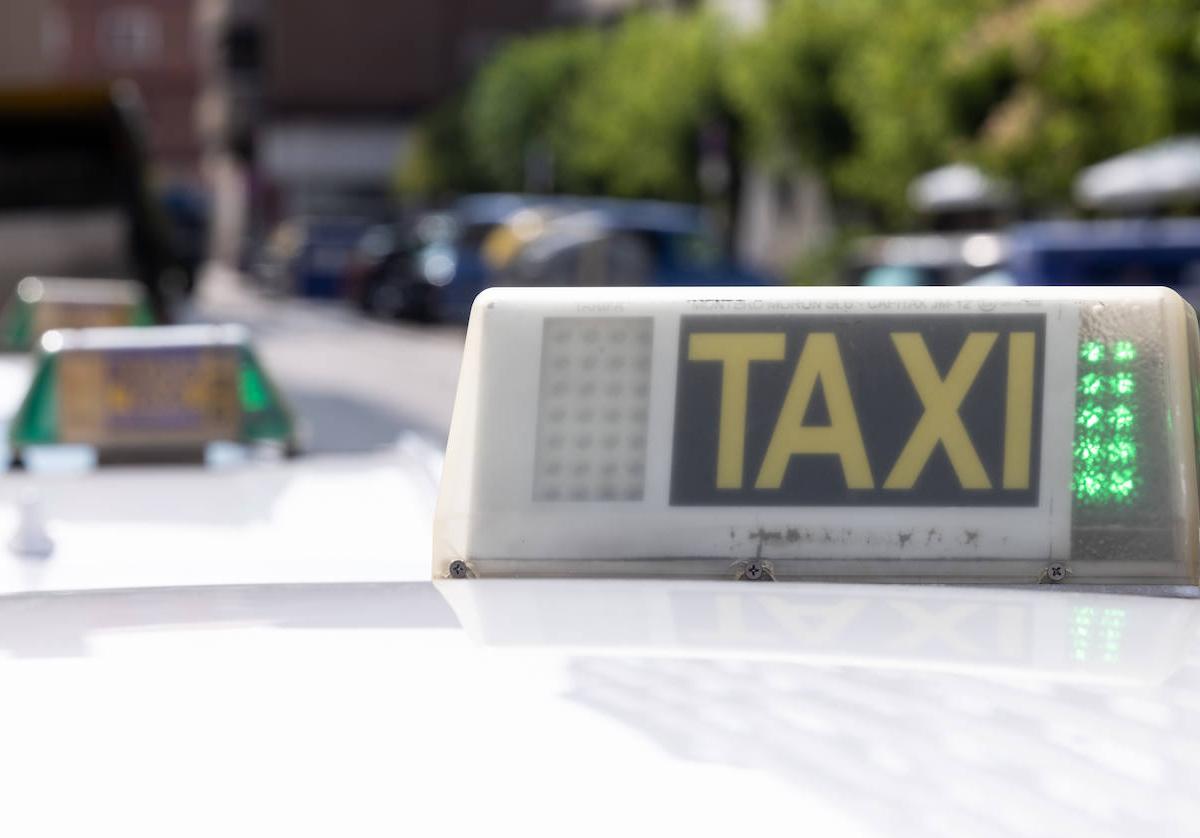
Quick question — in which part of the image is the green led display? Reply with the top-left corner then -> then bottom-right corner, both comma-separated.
1113,341 -> 1137,363
1071,340 -> 1140,504
1079,372 -> 1104,396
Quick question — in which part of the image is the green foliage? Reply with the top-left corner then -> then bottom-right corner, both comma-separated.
788,226 -> 869,286
395,96 -> 488,199
464,29 -> 603,191
830,0 -> 994,223
558,13 -> 723,200
730,0 -> 1200,221
970,0 -> 1177,207
400,0 -> 1200,223
722,0 -> 873,171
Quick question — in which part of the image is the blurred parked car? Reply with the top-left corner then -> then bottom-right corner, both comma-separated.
1008,219 -> 1200,301
255,216 -> 372,299
353,196 -> 541,321
359,195 -> 774,322
850,232 -> 1010,287
346,213 -> 455,317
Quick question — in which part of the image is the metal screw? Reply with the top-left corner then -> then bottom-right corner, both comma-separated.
1045,563 -> 1068,583
743,561 -> 765,581
448,560 -> 469,579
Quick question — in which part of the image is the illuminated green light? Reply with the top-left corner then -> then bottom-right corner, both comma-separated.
1079,373 -> 1105,395
1073,468 -> 1106,499
1104,438 -> 1136,464
1077,404 -> 1104,429
1110,404 -> 1134,431
1074,436 -> 1102,462
1112,340 -> 1137,363
1108,468 -> 1136,499
1073,340 -> 1139,504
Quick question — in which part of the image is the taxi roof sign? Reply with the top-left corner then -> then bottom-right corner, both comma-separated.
434,286 -> 1200,590
1,276 -> 153,350
9,324 -> 298,461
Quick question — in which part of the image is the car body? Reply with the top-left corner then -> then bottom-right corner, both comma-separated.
1008,219 -> 1200,302
4,285 -> 1197,837
851,232 -> 1009,287
1,541 -> 1196,837
360,195 -> 774,323
255,216 -> 373,299
492,203 -> 774,291
352,196 -> 538,322
854,221 -> 1200,296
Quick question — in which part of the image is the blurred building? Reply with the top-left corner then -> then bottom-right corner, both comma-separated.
0,0 -> 204,181
198,0 -> 559,240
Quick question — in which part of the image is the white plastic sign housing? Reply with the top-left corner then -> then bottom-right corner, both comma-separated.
434,287 -> 1200,588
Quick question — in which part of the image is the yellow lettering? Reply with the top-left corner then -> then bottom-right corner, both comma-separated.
689,333 -> 785,489
1003,332 -> 1035,489
884,332 -> 996,490
755,333 -> 874,490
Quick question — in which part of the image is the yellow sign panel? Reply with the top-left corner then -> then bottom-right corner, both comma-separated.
670,313 -> 1046,506
32,300 -> 134,340
57,346 -> 242,447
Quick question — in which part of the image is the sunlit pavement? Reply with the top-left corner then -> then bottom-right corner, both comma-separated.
186,265 -> 465,453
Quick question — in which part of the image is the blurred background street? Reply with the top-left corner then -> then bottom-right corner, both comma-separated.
188,266 -> 464,452
4,0 -> 1200,456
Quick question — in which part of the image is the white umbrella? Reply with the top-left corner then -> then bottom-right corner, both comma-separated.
1075,136 -> 1200,211
907,163 -> 1013,213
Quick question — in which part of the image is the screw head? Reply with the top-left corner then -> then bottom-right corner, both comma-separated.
1046,563 -> 1068,583
448,560 -> 469,579
743,561 -> 765,581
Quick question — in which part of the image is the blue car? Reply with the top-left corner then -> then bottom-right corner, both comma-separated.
257,217 -> 373,299
372,195 -> 775,323
1008,220 -> 1200,299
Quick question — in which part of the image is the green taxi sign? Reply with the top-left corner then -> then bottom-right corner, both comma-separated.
434,286 -> 1200,591
0,277 -> 154,351
9,324 -> 298,464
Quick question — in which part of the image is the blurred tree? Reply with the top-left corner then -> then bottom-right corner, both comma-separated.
402,0 -> 1200,226
464,29 -> 604,192
827,0 -> 1010,224
559,12 -> 724,200
722,0 -> 872,174
963,0 -> 1179,208
723,0 -> 1007,225
395,96 -> 489,199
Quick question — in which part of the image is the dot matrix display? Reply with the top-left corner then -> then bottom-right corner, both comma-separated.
1072,340 -> 1139,504
533,317 -> 653,502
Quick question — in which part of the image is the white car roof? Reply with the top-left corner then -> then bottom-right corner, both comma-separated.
0,443 -> 439,594
1,575 -> 1196,836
